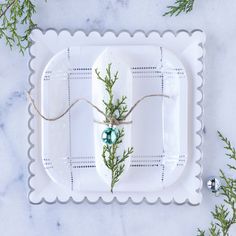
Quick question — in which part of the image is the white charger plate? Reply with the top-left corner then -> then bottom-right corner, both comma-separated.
28,29 -> 205,204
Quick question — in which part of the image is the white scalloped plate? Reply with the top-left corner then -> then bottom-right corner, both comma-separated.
28,29 -> 205,205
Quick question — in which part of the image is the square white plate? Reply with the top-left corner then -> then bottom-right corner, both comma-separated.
28,29 -> 205,205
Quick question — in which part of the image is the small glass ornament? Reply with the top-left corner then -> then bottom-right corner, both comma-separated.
101,126 -> 118,145
207,177 -> 221,194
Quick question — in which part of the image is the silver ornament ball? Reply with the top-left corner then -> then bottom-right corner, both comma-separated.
207,177 -> 221,193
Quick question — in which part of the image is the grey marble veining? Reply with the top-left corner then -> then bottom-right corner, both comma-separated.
1,0 -> 236,235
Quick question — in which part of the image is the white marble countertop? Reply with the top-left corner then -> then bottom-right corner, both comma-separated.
1,0 -> 236,235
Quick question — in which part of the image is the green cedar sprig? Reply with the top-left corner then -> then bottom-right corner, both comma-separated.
101,128 -> 133,193
0,0 -> 37,53
95,63 -> 133,193
164,0 -> 195,16
197,131 -> 236,236
95,64 -> 128,122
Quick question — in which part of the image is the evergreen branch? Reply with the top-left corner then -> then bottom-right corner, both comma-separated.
197,229 -> 206,236
218,131 -> 236,161
0,0 -> 39,53
0,0 -> 15,18
164,0 -> 195,16
102,129 -> 133,192
95,64 -> 133,193
197,131 -> 236,236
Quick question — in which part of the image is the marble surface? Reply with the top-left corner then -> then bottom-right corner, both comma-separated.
0,0 -> 236,235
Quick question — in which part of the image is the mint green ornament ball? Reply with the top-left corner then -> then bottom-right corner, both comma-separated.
102,127 -> 118,145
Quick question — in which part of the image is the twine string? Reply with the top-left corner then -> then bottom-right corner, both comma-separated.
27,92 -> 107,121
123,94 -> 169,120
27,91 -> 169,125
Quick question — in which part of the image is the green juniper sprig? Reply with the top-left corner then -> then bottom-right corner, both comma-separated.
95,64 -> 128,122
95,63 -> 133,193
164,0 -> 195,16
197,131 -> 236,236
0,0 -> 38,53
101,129 -> 133,193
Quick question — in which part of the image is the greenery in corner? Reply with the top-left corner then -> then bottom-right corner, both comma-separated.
0,0 -> 198,52
0,0 -> 38,53
197,131 -> 236,236
164,0 -> 195,16
95,64 -> 133,193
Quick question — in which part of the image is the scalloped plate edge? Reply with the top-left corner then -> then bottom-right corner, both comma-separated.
27,28 -> 205,205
